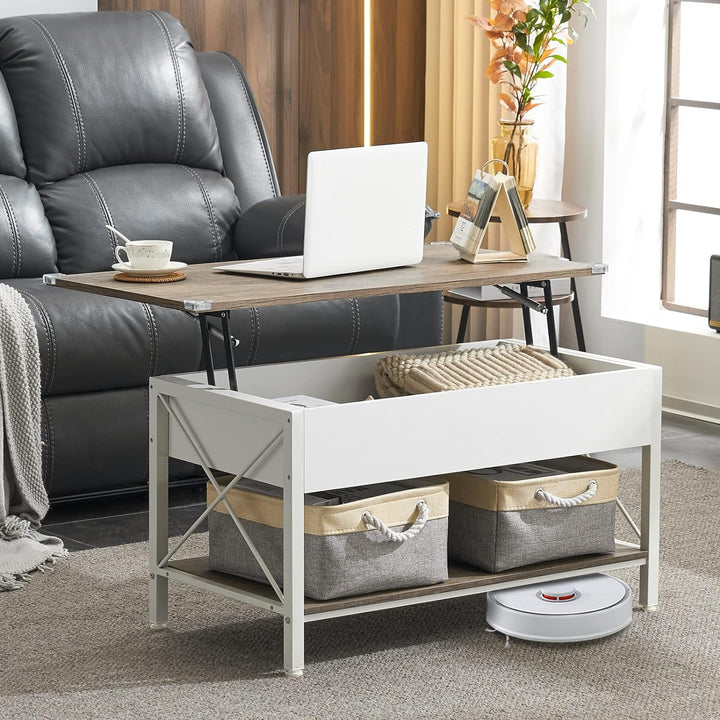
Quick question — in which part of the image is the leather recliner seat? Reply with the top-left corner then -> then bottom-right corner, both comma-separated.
0,11 -> 442,500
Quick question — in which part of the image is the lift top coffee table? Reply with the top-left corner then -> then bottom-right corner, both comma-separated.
44,243 -> 605,390
42,245 -> 660,679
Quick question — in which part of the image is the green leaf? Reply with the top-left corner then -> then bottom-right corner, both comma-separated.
503,60 -> 522,79
515,34 -> 533,55
535,70 -> 554,79
551,53 -> 568,64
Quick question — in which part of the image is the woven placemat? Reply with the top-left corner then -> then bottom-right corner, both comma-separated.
113,271 -> 186,283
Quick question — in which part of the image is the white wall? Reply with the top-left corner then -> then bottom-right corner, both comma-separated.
562,0 -> 645,361
0,1 -> 96,16
564,0 -> 720,421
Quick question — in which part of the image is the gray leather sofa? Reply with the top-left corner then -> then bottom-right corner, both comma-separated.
0,11 -> 441,501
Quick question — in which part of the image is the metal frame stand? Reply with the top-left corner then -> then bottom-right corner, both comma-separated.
559,221 -> 586,352
149,379 -> 307,676
188,310 -> 240,390
497,280 -> 558,356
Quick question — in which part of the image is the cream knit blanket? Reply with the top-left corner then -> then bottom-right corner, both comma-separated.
0,283 -> 66,591
375,344 -> 575,397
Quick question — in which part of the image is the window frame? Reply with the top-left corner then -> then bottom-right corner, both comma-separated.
662,0 -> 720,317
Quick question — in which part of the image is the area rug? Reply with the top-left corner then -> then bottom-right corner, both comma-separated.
1,460 -> 718,720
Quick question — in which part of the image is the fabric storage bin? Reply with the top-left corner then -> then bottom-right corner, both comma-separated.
447,456 -> 618,572
208,478 -> 449,600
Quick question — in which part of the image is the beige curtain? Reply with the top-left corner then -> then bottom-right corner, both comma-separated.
425,0 -> 568,345
424,0 -> 514,342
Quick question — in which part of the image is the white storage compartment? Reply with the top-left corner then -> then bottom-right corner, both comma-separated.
149,339 -> 661,678
162,340 -> 661,494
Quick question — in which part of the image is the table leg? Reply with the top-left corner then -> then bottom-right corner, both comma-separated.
198,314 -> 215,386
220,311 -> 238,392
640,436 -> 661,610
520,284 -> 533,345
542,281 -> 558,357
559,222 -> 586,351
149,383 -> 169,629
283,417 -> 305,677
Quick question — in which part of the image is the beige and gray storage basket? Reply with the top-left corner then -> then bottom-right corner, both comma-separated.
446,455 -> 618,572
208,478 -> 449,600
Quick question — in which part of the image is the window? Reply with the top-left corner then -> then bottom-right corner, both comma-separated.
663,0 -> 720,316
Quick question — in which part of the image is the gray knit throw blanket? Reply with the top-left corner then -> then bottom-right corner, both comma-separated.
0,283 -> 66,591
375,343 -> 575,397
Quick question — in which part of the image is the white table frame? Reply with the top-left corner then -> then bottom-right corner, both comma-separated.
148,340 -> 661,677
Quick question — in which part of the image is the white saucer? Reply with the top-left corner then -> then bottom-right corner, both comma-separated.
112,261 -> 187,277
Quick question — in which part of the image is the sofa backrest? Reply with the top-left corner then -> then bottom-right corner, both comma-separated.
0,11 -> 243,277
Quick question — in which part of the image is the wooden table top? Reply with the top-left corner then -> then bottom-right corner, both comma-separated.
48,244 -> 599,314
446,198 -> 587,224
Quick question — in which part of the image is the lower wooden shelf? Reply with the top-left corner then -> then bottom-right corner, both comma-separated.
168,544 -> 647,616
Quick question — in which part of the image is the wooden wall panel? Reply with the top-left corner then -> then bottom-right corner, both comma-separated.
371,0 -> 426,146
99,0 -> 425,194
297,0 -> 363,191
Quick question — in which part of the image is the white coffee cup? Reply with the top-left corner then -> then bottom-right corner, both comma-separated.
114,240 -> 173,270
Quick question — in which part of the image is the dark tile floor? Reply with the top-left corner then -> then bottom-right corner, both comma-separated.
42,412 -> 720,551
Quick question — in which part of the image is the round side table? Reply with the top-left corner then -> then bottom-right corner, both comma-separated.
444,199 -> 588,351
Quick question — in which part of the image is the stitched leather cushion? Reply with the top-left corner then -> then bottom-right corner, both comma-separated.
0,176 -> 57,278
209,295 -> 401,366
41,387 -> 197,498
40,163 -> 240,273
0,11 -> 222,186
0,72 -> 25,179
197,51 -> 279,213
5,278 -> 201,396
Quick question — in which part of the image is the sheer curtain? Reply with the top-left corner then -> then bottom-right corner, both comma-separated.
424,0 -> 568,344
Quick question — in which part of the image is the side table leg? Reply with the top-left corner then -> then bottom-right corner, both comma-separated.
559,222 -> 586,351
456,305 -> 470,344
149,384 -> 169,629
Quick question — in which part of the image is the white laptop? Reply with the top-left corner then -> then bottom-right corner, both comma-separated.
216,142 -> 428,279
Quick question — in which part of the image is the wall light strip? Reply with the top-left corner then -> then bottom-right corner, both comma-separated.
363,0 -> 371,146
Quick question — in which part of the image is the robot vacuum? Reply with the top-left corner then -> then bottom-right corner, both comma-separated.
486,573 -> 632,643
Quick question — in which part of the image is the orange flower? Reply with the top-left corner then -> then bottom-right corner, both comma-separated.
466,15 -> 493,31
490,0 -> 528,13
491,12 -> 516,32
485,59 -> 507,84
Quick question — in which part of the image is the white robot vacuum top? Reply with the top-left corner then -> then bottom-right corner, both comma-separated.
486,573 -> 632,643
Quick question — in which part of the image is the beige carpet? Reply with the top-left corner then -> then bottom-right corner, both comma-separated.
1,460 -> 718,720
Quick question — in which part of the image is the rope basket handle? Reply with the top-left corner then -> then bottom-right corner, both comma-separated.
534,481 -> 598,508
361,500 -> 429,543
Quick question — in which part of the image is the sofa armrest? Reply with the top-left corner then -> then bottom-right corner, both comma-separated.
233,194 -> 306,259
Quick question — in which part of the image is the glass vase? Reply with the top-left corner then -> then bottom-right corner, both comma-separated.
491,119 -> 538,208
